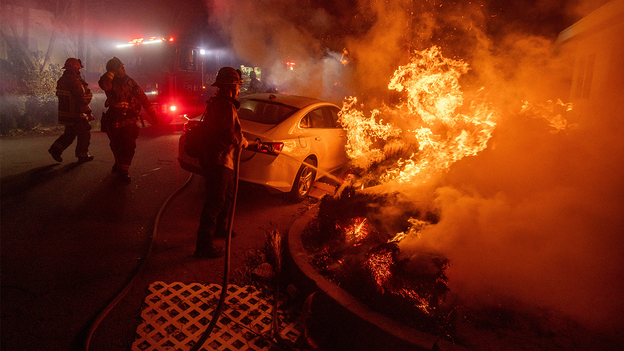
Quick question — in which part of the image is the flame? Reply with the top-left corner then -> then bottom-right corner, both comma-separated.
520,99 -> 573,133
389,218 -> 429,243
363,245 -> 434,314
339,46 -> 498,184
339,96 -> 401,168
340,48 -> 350,66
340,217 -> 369,245
396,288 -> 431,314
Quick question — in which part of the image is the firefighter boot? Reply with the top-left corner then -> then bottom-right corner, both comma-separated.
48,148 -> 63,162
112,164 -> 131,183
117,172 -> 131,183
78,155 -> 94,163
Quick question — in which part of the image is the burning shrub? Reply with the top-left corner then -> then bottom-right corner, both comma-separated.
302,186 -> 456,337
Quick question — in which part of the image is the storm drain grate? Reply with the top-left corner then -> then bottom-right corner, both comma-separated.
132,282 -> 302,351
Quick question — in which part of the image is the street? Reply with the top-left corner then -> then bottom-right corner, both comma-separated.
1,125 -> 318,351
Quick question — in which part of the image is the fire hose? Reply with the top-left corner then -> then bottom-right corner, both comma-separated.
84,172 -> 195,351
83,139 -> 317,350
191,140 -> 292,351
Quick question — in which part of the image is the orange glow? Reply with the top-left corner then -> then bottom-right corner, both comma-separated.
520,99 -> 573,133
339,96 -> 401,167
364,250 -> 393,292
339,46 -> 498,184
341,217 -> 369,245
170,105 -> 177,112
389,218 -> 429,243
340,48 -> 349,66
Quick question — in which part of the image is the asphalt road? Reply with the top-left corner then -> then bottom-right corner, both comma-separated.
1,125 -> 320,351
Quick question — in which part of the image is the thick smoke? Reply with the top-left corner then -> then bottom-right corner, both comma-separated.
399,2 -> 624,332
207,0 -> 623,333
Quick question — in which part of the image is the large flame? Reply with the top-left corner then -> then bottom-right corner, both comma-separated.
339,46 -> 498,185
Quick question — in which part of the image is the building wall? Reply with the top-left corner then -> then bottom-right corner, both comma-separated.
557,0 -> 624,125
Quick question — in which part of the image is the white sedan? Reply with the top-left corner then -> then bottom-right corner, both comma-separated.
178,93 -> 349,201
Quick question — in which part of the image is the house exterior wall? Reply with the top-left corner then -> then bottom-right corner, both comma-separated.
557,0 -> 624,125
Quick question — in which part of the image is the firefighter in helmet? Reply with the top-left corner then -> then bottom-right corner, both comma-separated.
98,57 -> 158,183
48,58 -> 94,163
193,67 -> 258,258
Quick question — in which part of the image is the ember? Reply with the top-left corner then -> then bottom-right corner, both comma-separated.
302,186 -> 454,337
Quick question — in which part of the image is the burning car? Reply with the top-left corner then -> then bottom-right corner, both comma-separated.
178,93 -> 349,201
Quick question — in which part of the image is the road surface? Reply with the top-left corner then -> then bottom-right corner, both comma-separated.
1,125 -> 322,351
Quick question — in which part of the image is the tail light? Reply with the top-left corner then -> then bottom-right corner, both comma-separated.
255,142 -> 283,156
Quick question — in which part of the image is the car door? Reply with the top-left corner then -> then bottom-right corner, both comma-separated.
299,106 -> 348,172
322,106 -> 349,170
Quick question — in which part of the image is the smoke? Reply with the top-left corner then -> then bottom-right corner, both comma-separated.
396,2 -> 624,333
206,0 -> 623,333
206,0 -> 353,103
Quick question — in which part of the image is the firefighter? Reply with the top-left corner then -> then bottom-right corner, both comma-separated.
193,67 -> 256,258
247,70 -> 262,94
98,57 -> 158,183
48,58 -> 94,163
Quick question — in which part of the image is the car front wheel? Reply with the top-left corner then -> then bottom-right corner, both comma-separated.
290,157 -> 316,202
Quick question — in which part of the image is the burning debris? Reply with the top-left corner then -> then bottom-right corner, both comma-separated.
302,186 -> 455,337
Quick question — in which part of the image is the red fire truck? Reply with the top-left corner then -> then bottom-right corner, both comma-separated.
114,36 -> 226,125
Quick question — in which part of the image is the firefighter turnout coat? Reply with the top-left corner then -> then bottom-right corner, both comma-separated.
200,96 -> 247,171
98,72 -> 157,128
56,69 -> 92,125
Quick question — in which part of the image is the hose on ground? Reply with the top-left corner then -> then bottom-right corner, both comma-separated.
84,172 -> 195,351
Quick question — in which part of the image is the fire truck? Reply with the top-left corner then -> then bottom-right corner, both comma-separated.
114,36 -> 224,125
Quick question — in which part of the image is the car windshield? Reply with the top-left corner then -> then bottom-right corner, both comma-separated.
238,99 -> 299,125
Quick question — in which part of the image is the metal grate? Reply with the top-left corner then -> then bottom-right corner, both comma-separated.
132,282 -> 302,351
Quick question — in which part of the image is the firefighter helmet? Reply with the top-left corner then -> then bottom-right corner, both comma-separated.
211,67 -> 243,86
63,58 -> 83,70
106,57 -> 123,72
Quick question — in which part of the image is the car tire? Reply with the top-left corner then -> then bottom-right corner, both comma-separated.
290,157 -> 316,202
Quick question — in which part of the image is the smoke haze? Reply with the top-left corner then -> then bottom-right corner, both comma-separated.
207,0 -> 623,333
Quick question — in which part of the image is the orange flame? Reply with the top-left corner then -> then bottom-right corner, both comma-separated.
343,217 -> 369,245
520,99 -> 573,133
340,48 -> 350,66
339,96 -> 401,168
339,46 -> 498,184
389,218 -> 429,243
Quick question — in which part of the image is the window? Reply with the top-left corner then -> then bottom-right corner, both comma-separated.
575,53 -> 595,100
179,47 -> 198,72
300,107 -> 337,128
238,99 -> 298,124
326,106 -> 342,128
